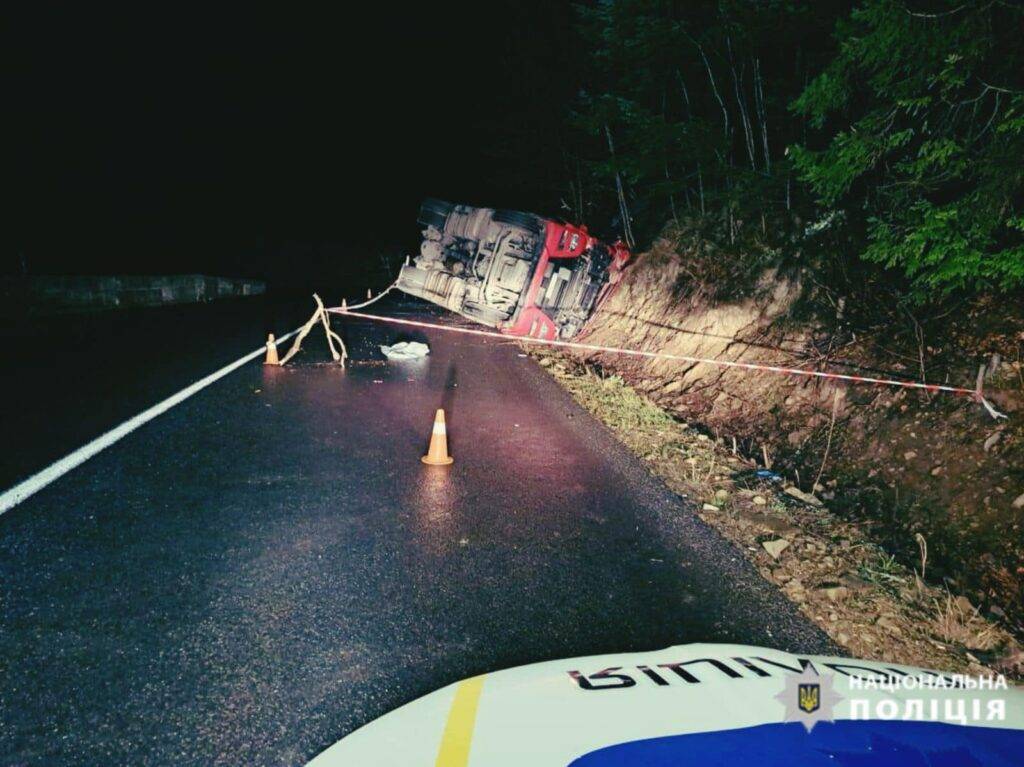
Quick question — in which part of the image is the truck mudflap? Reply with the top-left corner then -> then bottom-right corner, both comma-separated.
395,199 -> 629,339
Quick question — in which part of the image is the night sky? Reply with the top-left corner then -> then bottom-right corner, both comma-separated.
10,3 -> 577,291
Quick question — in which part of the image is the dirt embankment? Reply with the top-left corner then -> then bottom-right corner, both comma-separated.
569,232 -> 1024,653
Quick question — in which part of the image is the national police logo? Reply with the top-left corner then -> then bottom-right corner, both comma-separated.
798,683 -> 820,714
774,667 -> 842,732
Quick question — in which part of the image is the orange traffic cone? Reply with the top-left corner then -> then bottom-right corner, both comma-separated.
264,333 -> 280,365
421,409 -> 454,465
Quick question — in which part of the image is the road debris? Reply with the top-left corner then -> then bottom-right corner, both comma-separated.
279,294 -> 346,366
278,282 -> 400,367
380,341 -> 429,360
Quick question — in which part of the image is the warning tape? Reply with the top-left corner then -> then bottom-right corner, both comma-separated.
327,307 -> 1008,420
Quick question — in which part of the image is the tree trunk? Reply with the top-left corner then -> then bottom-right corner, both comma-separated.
665,160 -> 680,227
604,124 -> 635,249
727,36 -> 758,171
754,57 -> 771,172
697,162 -> 706,216
697,43 -> 730,149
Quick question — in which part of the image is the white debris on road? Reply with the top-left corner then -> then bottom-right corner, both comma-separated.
380,341 -> 430,360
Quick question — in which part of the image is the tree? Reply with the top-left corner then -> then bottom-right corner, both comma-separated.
791,0 -> 1024,299
569,0 -> 843,245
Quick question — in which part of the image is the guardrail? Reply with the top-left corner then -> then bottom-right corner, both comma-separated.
0,274 -> 266,316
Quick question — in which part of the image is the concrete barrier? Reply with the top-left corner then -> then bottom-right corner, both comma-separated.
0,274 -> 266,317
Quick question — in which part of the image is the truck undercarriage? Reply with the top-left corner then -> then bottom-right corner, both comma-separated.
395,200 -> 629,339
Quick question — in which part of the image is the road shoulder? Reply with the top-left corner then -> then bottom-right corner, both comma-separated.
528,345 -> 1023,679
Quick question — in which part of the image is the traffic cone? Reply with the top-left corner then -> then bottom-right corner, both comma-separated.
264,333 -> 280,365
421,409 -> 454,465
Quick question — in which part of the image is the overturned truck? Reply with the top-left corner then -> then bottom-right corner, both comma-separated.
395,200 -> 630,339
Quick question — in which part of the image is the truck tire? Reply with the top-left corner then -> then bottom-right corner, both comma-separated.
418,198 -> 453,229
493,209 -> 542,233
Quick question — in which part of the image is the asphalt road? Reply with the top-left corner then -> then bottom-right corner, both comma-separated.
0,297 -> 834,765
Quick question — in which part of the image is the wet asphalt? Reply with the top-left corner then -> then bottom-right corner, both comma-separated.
0,297 -> 834,765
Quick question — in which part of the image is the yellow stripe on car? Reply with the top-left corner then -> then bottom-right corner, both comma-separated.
435,675 -> 485,767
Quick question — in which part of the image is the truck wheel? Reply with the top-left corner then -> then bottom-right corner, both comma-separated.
418,198 -> 453,229
493,209 -> 541,233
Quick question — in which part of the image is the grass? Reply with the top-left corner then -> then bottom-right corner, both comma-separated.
858,550 -> 909,593
933,592 -> 999,652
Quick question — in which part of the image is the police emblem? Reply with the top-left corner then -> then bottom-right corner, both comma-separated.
798,683 -> 820,714
775,668 -> 842,732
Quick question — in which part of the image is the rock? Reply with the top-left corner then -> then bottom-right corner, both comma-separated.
762,539 -> 791,559
994,647 -> 1024,676
766,519 -> 801,537
752,495 -> 767,506
903,450 -> 917,461
930,465 -> 943,476
990,605 -> 1006,619
702,503 -> 720,512
836,632 -> 850,645
783,486 -> 823,506
663,380 -> 683,394
954,595 -> 975,615
983,432 -> 1001,451
1012,492 -> 1024,509
840,574 -> 872,592
714,488 -> 730,503
990,389 -> 1023,414
876,616 -> 902,636
735,509 -> 800,536
817,585 -> 850,601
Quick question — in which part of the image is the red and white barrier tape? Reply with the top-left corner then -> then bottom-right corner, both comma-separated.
328,307 -> 1008,420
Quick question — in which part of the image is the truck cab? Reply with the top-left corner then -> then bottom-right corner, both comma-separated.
395,199 -> 629,339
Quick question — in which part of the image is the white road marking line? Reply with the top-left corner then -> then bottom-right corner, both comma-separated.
0,327 -> 301,517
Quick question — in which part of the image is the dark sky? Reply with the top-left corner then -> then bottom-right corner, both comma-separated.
10,3 -> 577,287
